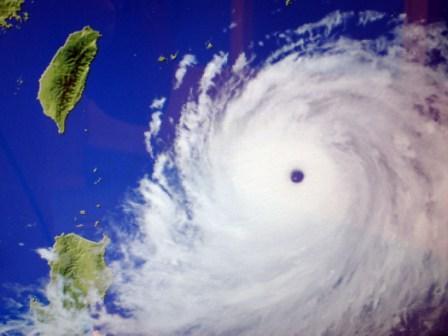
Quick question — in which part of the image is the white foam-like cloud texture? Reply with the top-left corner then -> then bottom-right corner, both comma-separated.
2,11 -> 448,336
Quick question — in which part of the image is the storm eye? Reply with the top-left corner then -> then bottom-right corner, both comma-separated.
290,169 -> 305,183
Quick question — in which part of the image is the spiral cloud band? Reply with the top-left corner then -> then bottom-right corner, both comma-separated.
101,12 -> 448,336
3,11 -> 448,336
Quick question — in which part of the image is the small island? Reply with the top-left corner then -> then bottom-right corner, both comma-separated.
37,26 -> 101,134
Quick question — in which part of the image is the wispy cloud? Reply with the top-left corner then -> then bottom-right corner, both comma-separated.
174,54 -> 197,89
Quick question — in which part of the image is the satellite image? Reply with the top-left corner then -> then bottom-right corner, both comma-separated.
0,1 -> 447,335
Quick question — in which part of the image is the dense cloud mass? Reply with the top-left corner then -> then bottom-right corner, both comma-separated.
3,11 -> 448,336
104,12 -> 448,336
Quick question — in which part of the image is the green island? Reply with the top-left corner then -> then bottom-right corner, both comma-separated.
32,233 -> 111,314
0,0 -> 27,29
37,26 -> 101,134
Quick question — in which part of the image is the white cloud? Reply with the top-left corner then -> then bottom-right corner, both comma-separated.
36,247 -> 57,263
232,52 -> 247,73
199,52 -> 227,93
144,111 -> 163,156
102,13 -> 448,335
174,54 -> 197,89
150,97 -> 166,109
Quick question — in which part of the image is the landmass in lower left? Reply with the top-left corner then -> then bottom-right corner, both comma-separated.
31,233 -> 111,320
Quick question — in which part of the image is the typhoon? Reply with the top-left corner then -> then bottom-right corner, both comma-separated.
103,12 -> 448,336
4,10 -> 448,336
